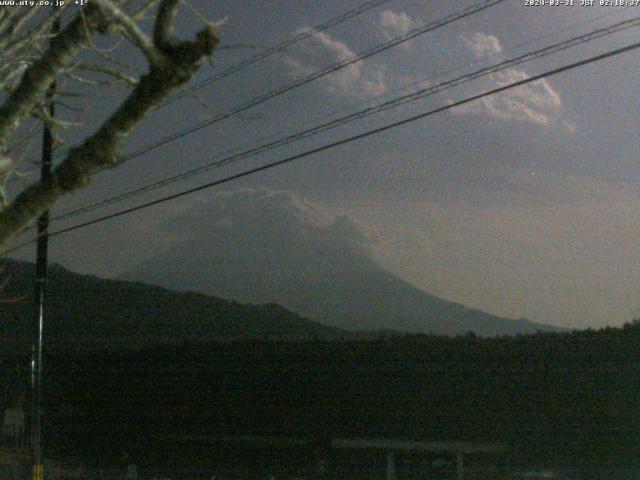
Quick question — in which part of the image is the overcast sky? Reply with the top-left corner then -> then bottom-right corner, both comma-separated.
8,0 -> 640,329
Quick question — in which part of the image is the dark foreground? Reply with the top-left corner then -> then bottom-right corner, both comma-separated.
2,322 -> 640,479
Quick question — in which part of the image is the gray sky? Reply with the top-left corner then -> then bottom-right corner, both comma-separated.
9,0 -> 640,329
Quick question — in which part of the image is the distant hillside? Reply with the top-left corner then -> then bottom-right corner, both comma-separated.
0,259 -> 347,352
122,189 -> 562,336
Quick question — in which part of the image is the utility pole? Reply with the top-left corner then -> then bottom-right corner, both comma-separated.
31,15 -> 58,480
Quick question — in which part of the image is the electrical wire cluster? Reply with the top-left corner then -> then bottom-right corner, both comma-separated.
2,2 -> 640,256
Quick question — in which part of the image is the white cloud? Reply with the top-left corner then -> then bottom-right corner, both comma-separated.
379,10 -> 417,45
119,188 -> 381,315
461,32 -> 502,58
161,188 -> 377,253
452,32 -> 569,129
283,28 -> 386,97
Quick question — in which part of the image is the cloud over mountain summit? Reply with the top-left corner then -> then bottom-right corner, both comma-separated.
121,188 -> 558,336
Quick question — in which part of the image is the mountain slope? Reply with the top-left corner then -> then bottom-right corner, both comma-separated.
0,259 -> 347,352
121,189 -> 559,336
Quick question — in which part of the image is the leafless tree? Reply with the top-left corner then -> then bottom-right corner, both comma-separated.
0,0 -> 219,245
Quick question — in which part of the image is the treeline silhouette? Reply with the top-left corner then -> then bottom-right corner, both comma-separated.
2,321 -> 640,477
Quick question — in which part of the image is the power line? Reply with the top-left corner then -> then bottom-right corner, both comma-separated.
156,0 -> 394,110
48,0 -> 396,166
122,0 -> 508,161
28,4 -> 628,240
2,35 -> 639,257
52,14 -> 640,222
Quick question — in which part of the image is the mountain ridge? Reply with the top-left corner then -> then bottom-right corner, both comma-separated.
0,258 -> 351,352
120,189 -> 562,336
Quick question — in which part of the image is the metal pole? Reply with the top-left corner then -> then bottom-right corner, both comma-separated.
31,16 -> 58,480
386,451 -> 396,480
456,452 -> 464,480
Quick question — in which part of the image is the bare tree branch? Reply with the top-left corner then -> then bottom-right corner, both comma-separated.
0,5 -> 107,151
0,0 -> 219,244
91,0 -> 163,64
72,63 -> 138,87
